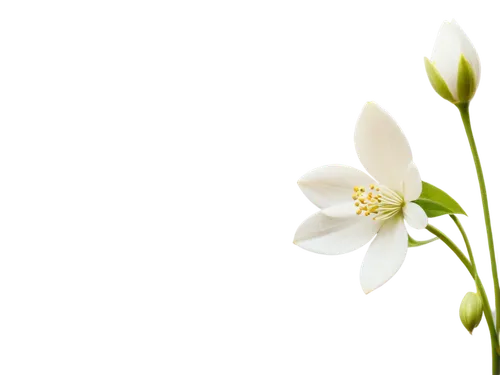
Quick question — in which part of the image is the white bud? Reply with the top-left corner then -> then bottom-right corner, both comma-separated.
425,20 -> 480,104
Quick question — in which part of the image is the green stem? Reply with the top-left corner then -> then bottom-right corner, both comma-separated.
458,103 -> 500,330
449,215 -> 480,281
427,223 -> 499,375
426,224 -> 473,275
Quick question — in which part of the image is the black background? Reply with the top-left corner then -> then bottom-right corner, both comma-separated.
284,15 -> 500,374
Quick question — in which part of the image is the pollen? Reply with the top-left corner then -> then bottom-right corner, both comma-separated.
352,184 -> 404,221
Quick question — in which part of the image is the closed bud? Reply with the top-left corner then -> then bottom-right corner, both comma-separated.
425,20 -> 480,104
459,292 -> 483,334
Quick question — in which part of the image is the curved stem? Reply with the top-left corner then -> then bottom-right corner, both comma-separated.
426,224 -> 473,275
427,223 -> 499,374
450,215 -> 478,270
457,103 -> 500,330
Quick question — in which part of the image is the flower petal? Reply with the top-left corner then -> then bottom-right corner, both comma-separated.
294,209 -> 381,255
403,162 -> 422,202
354,103 -> 413,191
431,21 -> 462,100
298,165 -> 375,209
403,202 -> 428,230
472,55 -> 484,99
360,215 -> 407,294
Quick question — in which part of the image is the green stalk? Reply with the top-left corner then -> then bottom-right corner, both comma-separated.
457,103 -> 500,330
449,215 -> 480,281
427,223 -> 499,375
426,224 -> 473,275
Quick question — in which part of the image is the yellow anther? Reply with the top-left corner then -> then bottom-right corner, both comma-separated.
353,183 -> 404,221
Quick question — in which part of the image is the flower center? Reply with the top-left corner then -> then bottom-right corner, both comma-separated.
352,184 -> 404,221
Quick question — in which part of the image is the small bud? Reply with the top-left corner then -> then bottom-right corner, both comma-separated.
425,20 -> 480,104
459,292 -> 483,334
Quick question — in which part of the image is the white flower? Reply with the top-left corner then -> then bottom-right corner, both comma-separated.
293,103 -> 427,294
425,20 -> 480,104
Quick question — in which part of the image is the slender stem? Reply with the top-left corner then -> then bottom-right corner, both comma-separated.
458,103 -> 500,330
427,223 -> 499,375
449,215 -> 479,281
426,224 -> 473,275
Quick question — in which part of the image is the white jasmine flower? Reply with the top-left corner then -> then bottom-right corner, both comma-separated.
294,103 -> 427,294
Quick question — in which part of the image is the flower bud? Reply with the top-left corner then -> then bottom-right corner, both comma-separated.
425,20 -> 480,104
459,292 -> 483,334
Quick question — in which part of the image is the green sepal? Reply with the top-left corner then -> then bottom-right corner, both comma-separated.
408,234 -> 438,248
424,57 -> 456,103
457,54 -> 477,103
414,181 -> 467,218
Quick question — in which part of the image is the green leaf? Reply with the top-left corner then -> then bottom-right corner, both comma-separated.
408,234 -> 438,248
457,54 -> 477,103
414,181 -> 467,218
424,57 -> 456,103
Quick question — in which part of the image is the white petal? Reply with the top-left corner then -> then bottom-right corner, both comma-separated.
360,215 -> 407,294
294,209 -> 381,255
476,56 -> 484,97
298,165 -> 375,209
403,162 -> 422,202
403,202 -> 428,230
431,21 -> 462,100
354,103 -> 412,191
